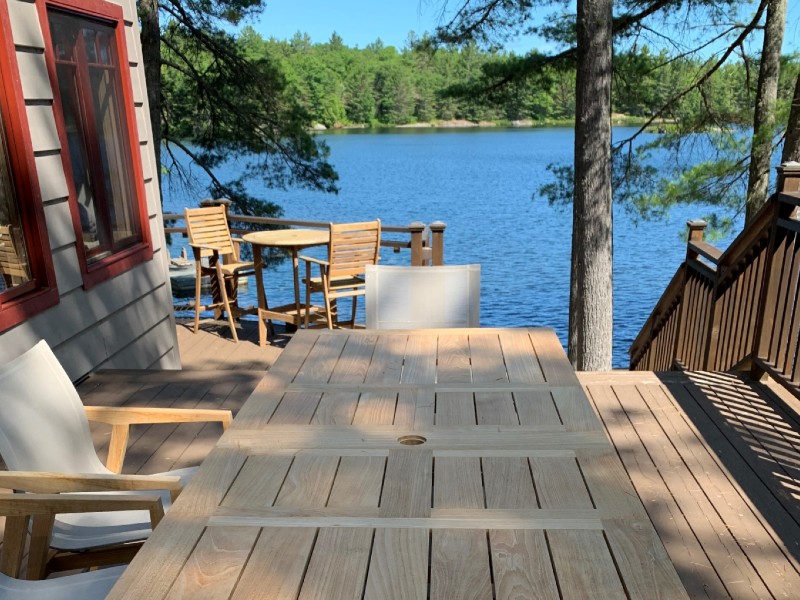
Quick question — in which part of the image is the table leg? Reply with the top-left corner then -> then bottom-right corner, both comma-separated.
291,248 -> 302,327
253,245 -> 267,347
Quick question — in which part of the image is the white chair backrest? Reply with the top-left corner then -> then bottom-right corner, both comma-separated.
0,340 -> 108,474
365,264 -> 480,329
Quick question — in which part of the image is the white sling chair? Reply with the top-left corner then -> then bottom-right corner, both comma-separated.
0,492 -> 164,599
365,264 -> 480,329
0,340 -> 232,576
0,567 -> 124,600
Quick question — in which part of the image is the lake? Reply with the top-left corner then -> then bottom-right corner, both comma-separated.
163,127 -> 738,368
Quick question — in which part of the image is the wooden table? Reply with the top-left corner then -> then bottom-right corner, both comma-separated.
107,328 -> 688,600
242,229 -> 329,346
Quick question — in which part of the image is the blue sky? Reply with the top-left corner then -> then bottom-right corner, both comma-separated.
252,1 -> 800,55
253,0 -> 444,49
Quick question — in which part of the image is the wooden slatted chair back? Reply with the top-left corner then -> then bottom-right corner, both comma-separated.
327,220 -> 381,280
184,206 -> 236,260
0,225 -> 29,286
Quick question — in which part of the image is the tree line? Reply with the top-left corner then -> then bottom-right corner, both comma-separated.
165,27 -> 798,131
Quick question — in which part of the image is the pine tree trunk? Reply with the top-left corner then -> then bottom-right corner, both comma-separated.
745,0 -> 786,222
138,0 -> 162,198
782,74 -> 800,164
568,0 -> 614,371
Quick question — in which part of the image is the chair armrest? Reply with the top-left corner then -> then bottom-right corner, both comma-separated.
188,242 -> 226,253
0,471 -> 182,496
298,255 -> 328,266
0,492 -> 165,518
84,406 -> 232,474
84,406 -> 232,428
0,492 -> 164,579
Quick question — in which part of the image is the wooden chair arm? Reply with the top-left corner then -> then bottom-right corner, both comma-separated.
83,406 -> 232,474
84,406 -> 232,427
0,493 -> 164,579
0,492 -> 164,518
0,471 -> 182,496
188,242 -> 225,253
299,255 -> 328,266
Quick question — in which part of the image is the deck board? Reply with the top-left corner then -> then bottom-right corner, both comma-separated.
580,370 -> 800,600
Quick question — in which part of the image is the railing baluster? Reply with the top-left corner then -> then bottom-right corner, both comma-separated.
781,236 -> 800,377
756,227 -> 789,364
776,236 -> 800,374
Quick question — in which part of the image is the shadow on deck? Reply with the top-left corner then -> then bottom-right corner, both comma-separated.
79,319 -> 292,474
173,318 -> 291,371
580,369 -> 800,599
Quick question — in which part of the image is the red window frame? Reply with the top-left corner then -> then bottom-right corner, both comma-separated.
39,0 -> 152,289
0,3 -> 58,332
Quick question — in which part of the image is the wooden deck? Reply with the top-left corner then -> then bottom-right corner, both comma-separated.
81,320 -> 285,474
173,318 -> 288,371
581,370 -> 800,599
4,323 -> 800,598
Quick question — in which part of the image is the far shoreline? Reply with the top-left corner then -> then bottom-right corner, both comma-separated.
309,115 -> 671,133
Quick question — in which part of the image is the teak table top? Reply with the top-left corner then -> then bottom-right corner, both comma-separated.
242,229 -> 329,249
106,328 -> 688,600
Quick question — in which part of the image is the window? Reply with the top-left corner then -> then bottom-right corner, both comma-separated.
0,116 -> 32,294
0,10 -> 58,332
42,0 -> 151,286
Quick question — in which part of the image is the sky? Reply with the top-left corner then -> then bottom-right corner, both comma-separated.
250,1 -> 800,55
251,0 -> 535,51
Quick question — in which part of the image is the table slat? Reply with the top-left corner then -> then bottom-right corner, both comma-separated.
364,528 -> 428,600
165,526 -> 257,600
230,528 -> 316,600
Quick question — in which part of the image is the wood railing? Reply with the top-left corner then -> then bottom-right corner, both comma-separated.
630,164 -> 800,398
163,202 -> 446,266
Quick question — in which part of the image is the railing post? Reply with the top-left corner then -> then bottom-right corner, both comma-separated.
675,220 -> 708,369
430,221 -> 446,266
686,220 -> 707,259
776,161 -> 800,193
409,222 -> 426,266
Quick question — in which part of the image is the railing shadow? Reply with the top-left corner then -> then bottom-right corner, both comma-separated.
660,370 -> 800,564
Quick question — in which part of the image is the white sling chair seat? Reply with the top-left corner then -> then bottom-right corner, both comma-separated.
366,264 -> 480,329
0,565 -> 125,600
40,470 -> 193,551
0,340 -> 226,554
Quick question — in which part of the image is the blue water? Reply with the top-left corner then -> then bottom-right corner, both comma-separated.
163,127 -> 738,368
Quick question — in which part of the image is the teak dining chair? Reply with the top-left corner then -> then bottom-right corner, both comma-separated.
0,225 -> 29,289
0,340 -> 232,577
0,492 -> 162,597
184,205 -> 257,342
301,220 -> 381,329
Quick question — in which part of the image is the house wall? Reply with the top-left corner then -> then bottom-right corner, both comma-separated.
0,0 -> 180,378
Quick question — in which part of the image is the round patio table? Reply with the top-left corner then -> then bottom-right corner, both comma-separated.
242,229 -> 329,346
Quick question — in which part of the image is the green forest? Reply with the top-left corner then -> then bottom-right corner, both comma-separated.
164,27 -> 799,132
